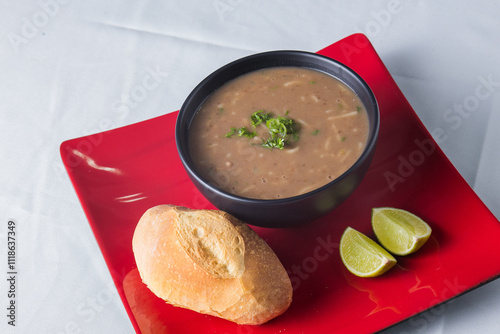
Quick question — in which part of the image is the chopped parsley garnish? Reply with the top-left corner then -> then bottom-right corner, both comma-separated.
226,110 -> 301,149
312,129 -> 320,136
262,136 -> 287,149
250,110 -> 273,127
226,126 -> 257,138
266,115 -> 300,143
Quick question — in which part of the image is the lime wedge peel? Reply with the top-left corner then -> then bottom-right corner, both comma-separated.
340,227 -> 397,278
372,207 -> 432,256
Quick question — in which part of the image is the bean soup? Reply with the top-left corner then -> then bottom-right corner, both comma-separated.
188,67 -> 369,199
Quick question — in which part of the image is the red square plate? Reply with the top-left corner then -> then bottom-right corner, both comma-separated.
60,34 -> 500,333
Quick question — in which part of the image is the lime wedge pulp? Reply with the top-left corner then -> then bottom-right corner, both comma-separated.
340,227 -> 397,277
372,207 -> 432,256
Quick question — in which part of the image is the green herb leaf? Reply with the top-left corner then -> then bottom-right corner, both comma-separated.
237,126 -> 257,138
226,127 -> 236,138
250,110 -> 273,127
262,136 -> 287,149
263,114 -> 301,149
226,126 -> 257,138
266,117 -> 287,137
226,110 -> 301,149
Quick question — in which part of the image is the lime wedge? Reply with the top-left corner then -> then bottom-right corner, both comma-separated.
340,227 -> 397,277
372,207 -> 432,256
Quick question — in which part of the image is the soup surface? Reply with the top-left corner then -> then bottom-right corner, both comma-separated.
188,67 -> 369,199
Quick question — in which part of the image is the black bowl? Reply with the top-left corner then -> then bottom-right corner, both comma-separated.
176,51 -> 379,228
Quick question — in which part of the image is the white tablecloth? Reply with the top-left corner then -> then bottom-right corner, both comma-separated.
1,0 -> 499,333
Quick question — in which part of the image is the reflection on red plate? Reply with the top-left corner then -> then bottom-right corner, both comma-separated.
61,34 -> 500,334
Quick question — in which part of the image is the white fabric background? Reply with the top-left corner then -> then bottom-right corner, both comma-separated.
1,0 -> 499,333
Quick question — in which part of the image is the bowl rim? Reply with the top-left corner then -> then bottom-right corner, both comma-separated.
176,50 -> 379,204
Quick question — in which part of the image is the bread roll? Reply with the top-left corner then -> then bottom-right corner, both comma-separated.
132,205 -> 292,325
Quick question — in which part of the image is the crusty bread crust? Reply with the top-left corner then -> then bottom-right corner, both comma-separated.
132,205 -> 292,325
